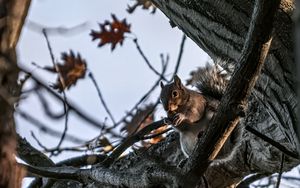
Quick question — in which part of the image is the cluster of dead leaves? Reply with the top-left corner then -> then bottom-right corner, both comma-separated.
127,0 -> 156,14
44,50 -> 87,92
90,14 -> 131,51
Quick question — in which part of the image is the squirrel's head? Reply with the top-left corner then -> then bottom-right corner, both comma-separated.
160,75 -> 188,115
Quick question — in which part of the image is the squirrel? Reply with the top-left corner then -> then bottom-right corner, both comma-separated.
160,63 -> 240,158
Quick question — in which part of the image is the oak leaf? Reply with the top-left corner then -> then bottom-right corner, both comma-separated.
90,14 -> 131,51
51,51 -> 87,92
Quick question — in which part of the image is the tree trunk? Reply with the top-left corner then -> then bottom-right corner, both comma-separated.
150,0 -> 299,186
0,0 -> 31,187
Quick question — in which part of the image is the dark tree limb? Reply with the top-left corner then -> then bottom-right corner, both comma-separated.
237,173 -> 270,188
275,153 -> 285,188
182,0 -> 281,186
16,134 -> 55,167
246,126 -> 298,159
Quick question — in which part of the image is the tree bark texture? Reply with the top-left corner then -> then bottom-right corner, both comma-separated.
0,0 -> 30,187
149,0 -> 299,186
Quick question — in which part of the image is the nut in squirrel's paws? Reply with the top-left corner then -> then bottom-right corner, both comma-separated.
172,113 -> 184,126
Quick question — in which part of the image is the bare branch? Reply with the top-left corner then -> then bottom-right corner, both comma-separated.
16,134 -> 55,167
31,131 -> 50,152
17,109 -> 85,144
237,173 -> 270,188
246,126 -> 298,159
132,38 -> 167,81
35,88 -> 65,119
113,54 -> 168,127
173,34 -> 187,76
42,29 -> 70,150
275,154 -> 285,188
19,65 -> 106,129
55,108 -> 69,149
89,72 -> 116,124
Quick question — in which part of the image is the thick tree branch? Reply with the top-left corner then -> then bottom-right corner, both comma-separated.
16,134 -> 55,167
245,126 -> 298,159
182,0 -> 281,186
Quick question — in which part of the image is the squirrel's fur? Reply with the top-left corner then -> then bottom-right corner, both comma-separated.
160,63 -> 241,158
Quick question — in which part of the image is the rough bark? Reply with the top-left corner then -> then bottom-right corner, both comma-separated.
149,0 -> 299,186
296,0 -> 300,142
0,0 -> 30,187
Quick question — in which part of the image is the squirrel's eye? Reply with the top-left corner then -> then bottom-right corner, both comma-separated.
172,91 -> 178,98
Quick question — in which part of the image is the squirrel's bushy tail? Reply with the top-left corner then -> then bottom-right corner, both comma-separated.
188,61 -> 229,100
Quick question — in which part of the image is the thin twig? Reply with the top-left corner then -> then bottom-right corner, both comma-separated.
42,29 -> 69,149
17,110 -> 85,144
31,131 -> 49,151
19,65 -> 106,130
113,54 -> 169,127
160,53 -> 169,71
237,173 -> 270,188
55,108 -> 69,149
133,38 -> 167,81
173,35 -> 187,76
275,153 -> 285,188
89,72 -> 116,124
246,126 -> 298,159
35,88 -> 65,119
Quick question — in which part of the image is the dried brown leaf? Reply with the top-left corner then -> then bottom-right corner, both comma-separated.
51,50 -> 87,92
90,14 -> 131,51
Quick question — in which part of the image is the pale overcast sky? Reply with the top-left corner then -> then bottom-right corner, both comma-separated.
16,0 -> 208,162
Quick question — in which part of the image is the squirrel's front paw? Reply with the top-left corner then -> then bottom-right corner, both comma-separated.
172,113 -> 184,126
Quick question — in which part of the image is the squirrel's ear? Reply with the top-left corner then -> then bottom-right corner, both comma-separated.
160,81 -> 165,88
174,75 -> 182,87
